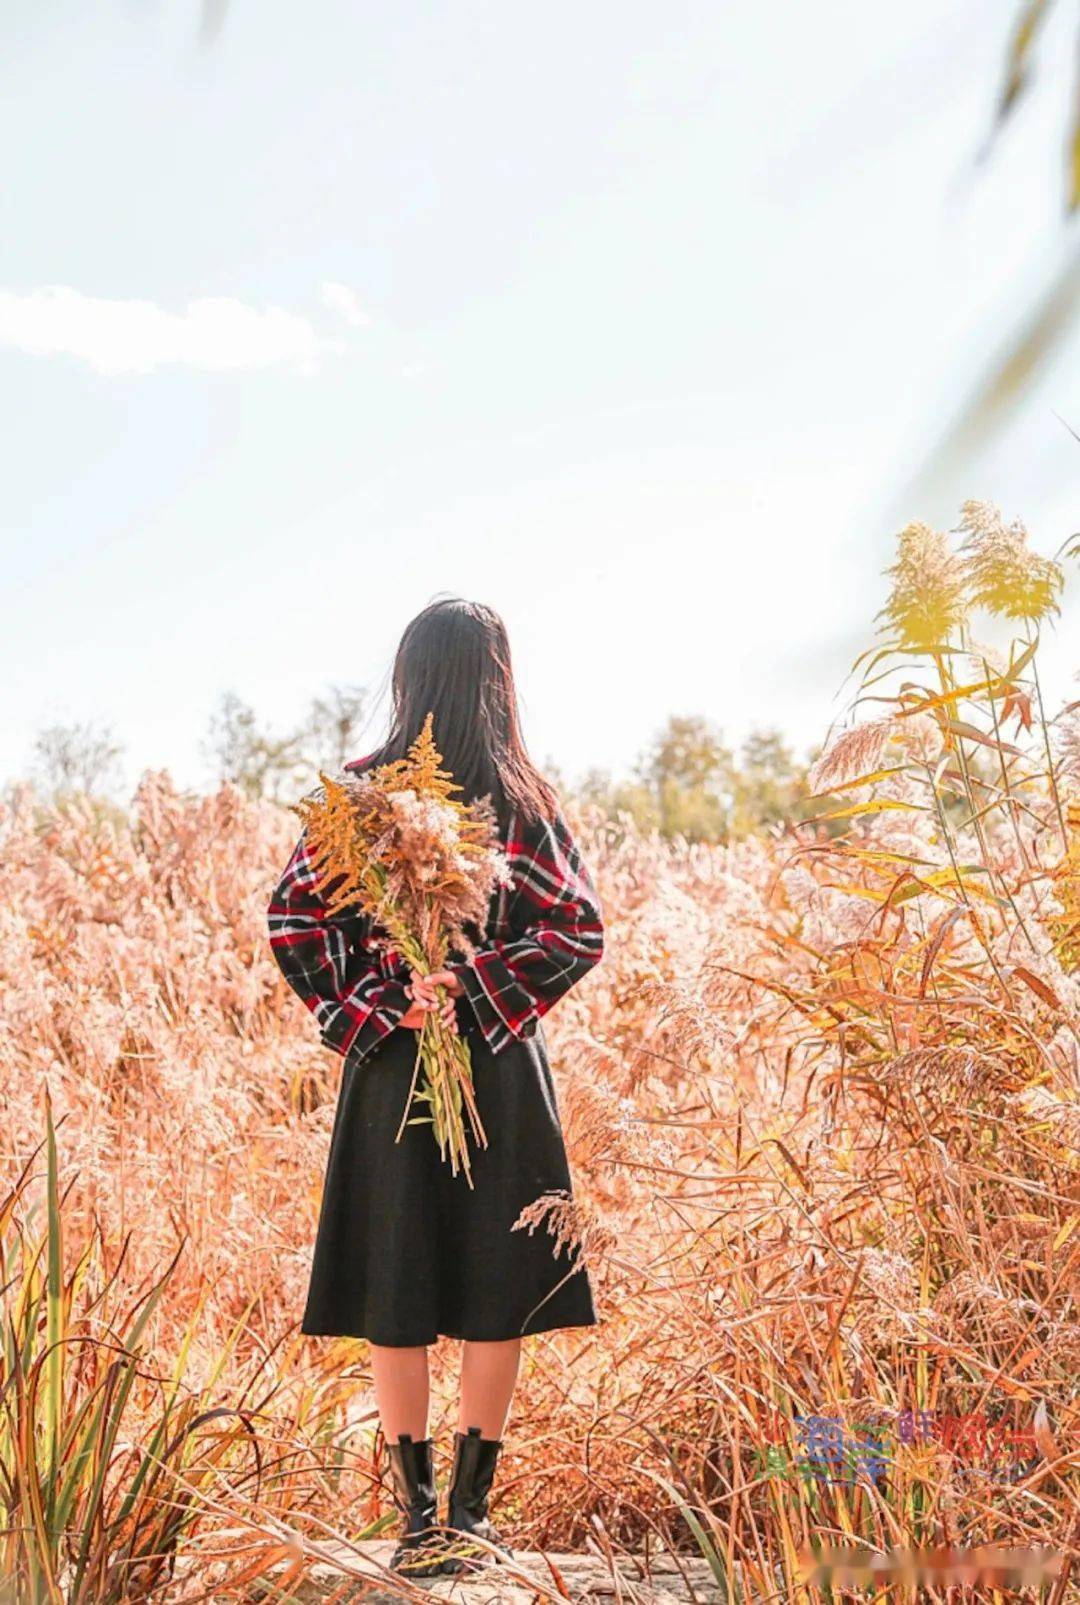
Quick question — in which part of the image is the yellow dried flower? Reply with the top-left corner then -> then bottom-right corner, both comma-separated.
290,714 -> 509,1182
293,716 -> 507,963
878,522 -> 968,651
958,500 -> 1064,623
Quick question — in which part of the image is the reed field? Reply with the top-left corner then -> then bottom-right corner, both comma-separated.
1,503 -> 1078,1601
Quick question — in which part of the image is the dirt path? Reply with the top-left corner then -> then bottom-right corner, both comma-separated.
268,1540 -> 726,1604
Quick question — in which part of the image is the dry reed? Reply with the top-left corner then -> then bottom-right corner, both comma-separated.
1,503 -> 1077,1601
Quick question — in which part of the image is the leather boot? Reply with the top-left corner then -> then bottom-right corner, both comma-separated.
385,1434 -> 445,1577
441,1426 -> 513,1573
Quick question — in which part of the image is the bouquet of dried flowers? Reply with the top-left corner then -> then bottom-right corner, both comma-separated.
292,716 -> 508,1184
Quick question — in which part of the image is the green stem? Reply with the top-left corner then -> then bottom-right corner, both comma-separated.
924,761 -> 1015,1006
982,655 -> 1033,874
934,652 -> 1035,950
1027,626 -> 1068,848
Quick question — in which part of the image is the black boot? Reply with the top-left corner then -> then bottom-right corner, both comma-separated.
441,1426 -> 513,1574
385,1434 -> 445,1578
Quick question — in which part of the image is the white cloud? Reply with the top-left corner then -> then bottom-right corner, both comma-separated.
320,280 -> 372,328
0,286 -> 336,375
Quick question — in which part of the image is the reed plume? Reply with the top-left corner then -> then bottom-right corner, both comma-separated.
958,498 -> 1065,623
877,520 -> 968,649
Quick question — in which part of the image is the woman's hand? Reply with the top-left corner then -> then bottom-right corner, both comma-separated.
413,969 -> 465,1001
400,969 -> 465,1034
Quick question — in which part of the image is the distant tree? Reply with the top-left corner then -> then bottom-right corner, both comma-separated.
301,684 -> 368,773
31,721 -> 124,800
730,729 -> 809,836
204,684 -> 372,801
204,692 -> 305,802
640,715 -> 735,841
573,719 -> 815,843
578,766 -> 660,830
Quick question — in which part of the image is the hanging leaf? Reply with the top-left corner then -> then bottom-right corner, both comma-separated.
996,0 -> 1053,122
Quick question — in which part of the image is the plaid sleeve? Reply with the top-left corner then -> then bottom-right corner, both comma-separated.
449,809 -> 604,1053
267,829 -> 410,1065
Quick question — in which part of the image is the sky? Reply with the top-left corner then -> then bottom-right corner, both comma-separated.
2,0 -> 1078,796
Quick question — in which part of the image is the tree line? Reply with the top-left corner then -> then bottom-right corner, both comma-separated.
15,691 -> 815,844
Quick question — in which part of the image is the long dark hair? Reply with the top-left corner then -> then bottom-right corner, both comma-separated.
349,599 -> 558,828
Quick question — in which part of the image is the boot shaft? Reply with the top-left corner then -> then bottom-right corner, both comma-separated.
386,1433 -> 438,1533
447,1425 -> 502,1526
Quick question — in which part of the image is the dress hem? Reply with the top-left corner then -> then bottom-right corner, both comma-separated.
300,1315 -> 598,1347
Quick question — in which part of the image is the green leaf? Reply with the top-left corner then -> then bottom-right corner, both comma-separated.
997,0 -> 1051,121
812,798 -> 922,822
641,1470 -> 734,1601
45,1089 -> 64,1529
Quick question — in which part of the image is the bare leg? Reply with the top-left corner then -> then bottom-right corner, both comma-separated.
369,1344 -> 430,1441
458,1339 -> 522,1438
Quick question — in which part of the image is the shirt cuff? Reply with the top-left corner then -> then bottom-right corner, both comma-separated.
321,980 -> 411,1066
449,957 -> 539,1054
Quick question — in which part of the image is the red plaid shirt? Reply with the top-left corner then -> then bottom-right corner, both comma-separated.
267,802 -> 604,1065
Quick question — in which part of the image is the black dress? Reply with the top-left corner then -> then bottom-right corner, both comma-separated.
267,801 -> 604,1347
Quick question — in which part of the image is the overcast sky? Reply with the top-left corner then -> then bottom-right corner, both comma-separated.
2,0 -> 1077,794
